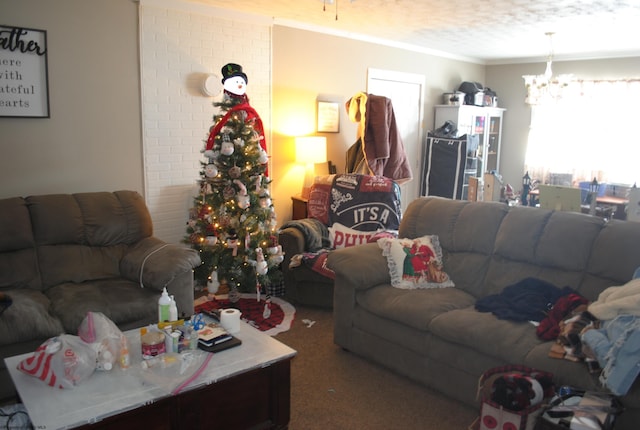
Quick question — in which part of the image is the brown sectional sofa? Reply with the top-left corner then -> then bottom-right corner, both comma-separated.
328,196 -> 640,429
0,191 -> 201,403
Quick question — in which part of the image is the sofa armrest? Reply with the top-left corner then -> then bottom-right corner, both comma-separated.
327,242 -> 390,290
121,237 -> 201,318
279,226 -> 306,258
120,237 -> 201,290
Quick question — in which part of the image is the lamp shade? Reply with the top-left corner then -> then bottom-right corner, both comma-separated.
295,137 -> 327,164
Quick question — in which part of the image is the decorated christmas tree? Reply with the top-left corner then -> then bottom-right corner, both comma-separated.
185,63 -> 283,298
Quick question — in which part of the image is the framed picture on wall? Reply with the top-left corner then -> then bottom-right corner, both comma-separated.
317,101 -> 339,133
0,25 -> 50,118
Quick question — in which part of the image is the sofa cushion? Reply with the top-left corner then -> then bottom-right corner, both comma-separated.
27,191 -> 152,247
0,289 -> 64,346
0,197 -> 41,290
357,285 -> 475,331
429,307 -> 542,364
526,341 -> 640,411
38,244 -> 127,289
0,198 -> 34,252
378,235 -> 454,289
46,279 -> 157,333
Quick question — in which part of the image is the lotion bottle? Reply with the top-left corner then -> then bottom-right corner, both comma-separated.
158,287 -> 171,322
169,295 -> 178,322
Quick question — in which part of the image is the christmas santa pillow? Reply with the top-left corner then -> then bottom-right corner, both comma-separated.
377,235 -> 454,289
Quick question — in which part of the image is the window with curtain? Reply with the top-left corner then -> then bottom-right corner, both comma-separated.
525,79 -> 640,187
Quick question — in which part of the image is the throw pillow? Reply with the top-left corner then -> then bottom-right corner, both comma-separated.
377,235 -> 454,289
329,222 -> 396,249
307,175 -> 334,225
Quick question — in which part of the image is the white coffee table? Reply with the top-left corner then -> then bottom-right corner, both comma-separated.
5,320 -> 296,430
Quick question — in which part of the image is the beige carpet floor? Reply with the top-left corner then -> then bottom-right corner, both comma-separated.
274,305 -> 478,429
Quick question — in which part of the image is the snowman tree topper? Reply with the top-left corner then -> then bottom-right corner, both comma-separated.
205,63 -> 269,176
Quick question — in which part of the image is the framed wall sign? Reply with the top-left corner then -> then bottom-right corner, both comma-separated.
317,101 -> 339,133
0,25 -> 50,118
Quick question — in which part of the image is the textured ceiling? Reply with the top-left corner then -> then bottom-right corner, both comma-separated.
187,0 -> 640,63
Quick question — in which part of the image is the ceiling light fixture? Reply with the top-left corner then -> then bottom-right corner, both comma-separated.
522,32 -> 573,105
323,0 -> 346,20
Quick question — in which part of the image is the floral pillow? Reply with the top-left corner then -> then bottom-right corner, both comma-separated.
329,222 -> 396,249
377,235 -> 454,289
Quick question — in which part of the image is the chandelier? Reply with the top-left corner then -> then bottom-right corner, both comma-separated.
522,32 -> 573,105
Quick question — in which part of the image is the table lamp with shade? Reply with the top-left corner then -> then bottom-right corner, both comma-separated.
295,136 -> 327,199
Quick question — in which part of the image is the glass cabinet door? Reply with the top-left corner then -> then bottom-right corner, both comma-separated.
473,114 -> 486,178
487,115 -> 501,172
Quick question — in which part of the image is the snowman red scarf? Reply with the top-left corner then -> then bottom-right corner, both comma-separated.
206,92 -> 268,176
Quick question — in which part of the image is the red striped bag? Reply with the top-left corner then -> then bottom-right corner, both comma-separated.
17,335 -> 97,388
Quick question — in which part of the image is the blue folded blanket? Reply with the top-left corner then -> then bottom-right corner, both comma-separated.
475,277 -> 574,322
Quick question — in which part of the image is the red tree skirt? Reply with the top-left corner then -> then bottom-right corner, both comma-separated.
194,293 -> 296,336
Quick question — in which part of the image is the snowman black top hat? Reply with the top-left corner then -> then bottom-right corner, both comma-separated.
221,63 -> 248,84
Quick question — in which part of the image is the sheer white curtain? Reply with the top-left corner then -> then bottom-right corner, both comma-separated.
525,79 -> 640,186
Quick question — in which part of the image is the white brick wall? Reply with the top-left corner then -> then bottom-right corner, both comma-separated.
139,0 -> 271,244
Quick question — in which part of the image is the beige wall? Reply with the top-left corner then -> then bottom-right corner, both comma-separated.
271,25 -> 485,222
0,0 -> 143,199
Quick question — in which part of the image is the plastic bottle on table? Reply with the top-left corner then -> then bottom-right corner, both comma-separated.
158,287 -> 171,322
169,295 -> 178,322
119,335 -> 130,370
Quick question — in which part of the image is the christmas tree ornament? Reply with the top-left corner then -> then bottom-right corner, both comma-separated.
233,179 -> 250,209
220,135 -> 234,156
228,165 -> 241,178
204,164 -> 218,178
269,254 -> 284,265
228,286 -> 240,304
263,296 -> 272,319
207,271 -> 220,294
253,175 -> 262,192
227,230 -> 239,256
259,193 -> 272,208
255,247 -> 268,275
258,147 -> 269,164
223,184 -> 236,199
200,182 -> 213,195
203,149 -> 216,159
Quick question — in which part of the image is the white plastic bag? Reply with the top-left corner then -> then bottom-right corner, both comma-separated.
17,334 -> 97,388
77,311 -> 124,371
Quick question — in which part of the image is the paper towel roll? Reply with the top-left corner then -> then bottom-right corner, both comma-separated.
220,308 -> 241,333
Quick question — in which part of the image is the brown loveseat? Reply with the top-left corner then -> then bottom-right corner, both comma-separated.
0,191 -> 201,403
328,196 -> 640,430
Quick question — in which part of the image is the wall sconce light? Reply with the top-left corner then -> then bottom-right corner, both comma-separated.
201,73 -> 222,97
295,136 -> 327,199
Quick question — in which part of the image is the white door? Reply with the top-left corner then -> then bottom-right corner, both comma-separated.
367,68 -> 425,214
